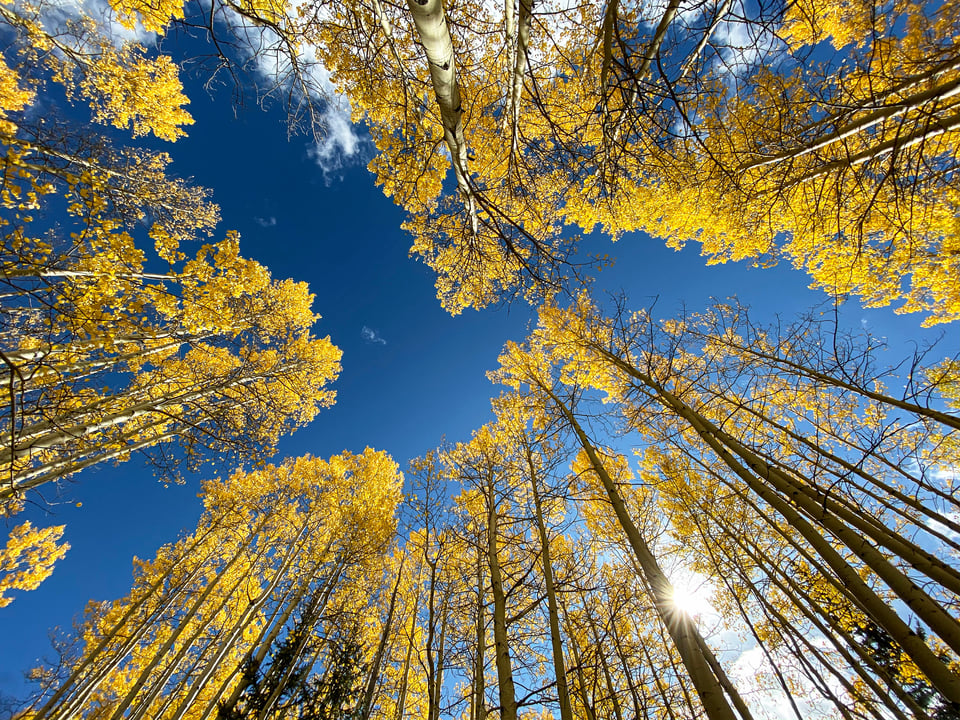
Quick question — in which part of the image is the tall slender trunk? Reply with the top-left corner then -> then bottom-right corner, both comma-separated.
4,372 -> 253,466
637,622 -> 687,720
547,388 -> 740,720
472,547 -> 487,720
391,560 -> 423,720
504,0 -> 532,172
5,422 -> 177,498
675,0 -> 733,83
705,387 -> 960,543
583,606 -> 623,720
216,535 -> 341,714
558,592 -> 597,720
781,108 -> 960,188
693,493 -> 925,720
607,614 -> 645,720
393,596 -> 419,720
740,73 -> 960,172
524,448 -> 572,720
598,349 -> 960,700
201,575 -> 307,720
424,552 -> 443,720
426,579 -> 450,720
484,470 -> 518,720
361,553 -> 407,719
405,0 -> 479,234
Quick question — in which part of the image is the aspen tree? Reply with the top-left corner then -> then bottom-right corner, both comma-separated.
516,294 -> 960,711
359,549 -> 408,720
2,260 -> 342,504
444,430 -> 521,720
494,346 -> 744,720
295,0 -> 960,320
357,544 -> 431,720
287,0 -> 586,313
404,454 -> 455,720
512,431 -> 573,720
0,520 -> 68,607
29,450 -> 402,720
1,79 -> 341,508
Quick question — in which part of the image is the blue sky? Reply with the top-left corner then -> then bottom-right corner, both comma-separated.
0,42 -> 951,703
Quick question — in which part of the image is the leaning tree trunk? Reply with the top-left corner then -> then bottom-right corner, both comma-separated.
405,0 -> 478,234
484,469 -> 519,720
547,388 -> 741,720
524,448 -> 573,720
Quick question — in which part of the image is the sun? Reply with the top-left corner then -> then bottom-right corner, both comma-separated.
668,573 -> 715,618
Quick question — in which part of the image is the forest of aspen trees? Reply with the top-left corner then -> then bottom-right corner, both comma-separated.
1,0 -> 959,715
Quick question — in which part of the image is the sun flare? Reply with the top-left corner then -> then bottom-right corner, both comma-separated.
669,575 -> 715,618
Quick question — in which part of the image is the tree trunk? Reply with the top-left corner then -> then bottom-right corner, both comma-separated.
405,0 -> 472,206
549,388 -> 740,720
360,552 -> 407,719
485,469 -> 518,720
524,448 -> 573,720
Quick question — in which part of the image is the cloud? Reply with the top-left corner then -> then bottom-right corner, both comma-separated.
926,509 -> 960,542
711,5 -> 785,77
637,0 -> 708,29
932,467 -> 960,483
255,216 -> 277,227
234,28 -> 366,180
35,0 -> 156,50
730,641 -> 853,719
361,326 -> 387,345
42,0 -> 369,182
307,103 -> 365,181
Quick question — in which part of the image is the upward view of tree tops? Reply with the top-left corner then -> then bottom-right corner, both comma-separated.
1,0 -> 959,716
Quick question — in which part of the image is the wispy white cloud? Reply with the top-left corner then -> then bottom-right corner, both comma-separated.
306,100 -> 364,181
237,29 -> 365,179
36,0 -> 155,50
31,0 -> 364,185
255,216 -> 277,227
932,467 -> 960,483
637,0 -> 709,29
711,4 -> 785,78
730,642 -> 852,719
927,510 -> 960,540
361,326 -> 387,345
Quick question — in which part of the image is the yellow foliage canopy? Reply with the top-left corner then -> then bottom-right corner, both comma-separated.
0,521 -> 69,607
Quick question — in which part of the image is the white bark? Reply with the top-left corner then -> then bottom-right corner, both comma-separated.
406,0 -> 479,235
7,424 -> 177,503
595,348 -> 960,704
2,373 -> 264,494
556,396 -> 741,720
504,0 -> 532,170
485,469 -> 518,720
778,107 -> 960,188
740,61 -> 960,172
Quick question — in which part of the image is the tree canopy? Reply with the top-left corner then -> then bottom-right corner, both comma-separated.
2,0 -> 959,716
